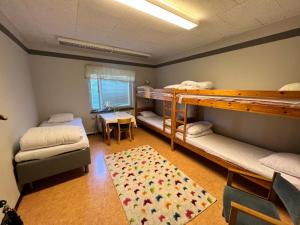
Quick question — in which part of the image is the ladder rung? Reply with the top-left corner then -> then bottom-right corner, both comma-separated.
176,110 -> 185,113
176,120 -> 184,125
164,124 -> 171,127
163,116 -> 171,119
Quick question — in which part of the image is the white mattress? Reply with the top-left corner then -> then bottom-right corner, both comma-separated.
15,118 -> 89,162
177,94 -> 300,108
137,115 -> 171,134
176,132 -> 300,190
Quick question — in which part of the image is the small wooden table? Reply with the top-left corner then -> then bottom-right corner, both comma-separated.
98,112 -> 136,145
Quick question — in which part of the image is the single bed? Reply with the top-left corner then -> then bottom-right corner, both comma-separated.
14,117 -> 91,187
175,132 -> 300,190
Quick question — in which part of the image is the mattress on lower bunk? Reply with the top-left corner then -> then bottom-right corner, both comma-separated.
176,132 -> 300,190
15,118 -> 89,163
137,115 -> 171,134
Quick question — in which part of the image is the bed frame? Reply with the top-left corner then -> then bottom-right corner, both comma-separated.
135,89 -> 173,138
15,148 -> 91,189
136,87 -> 300,188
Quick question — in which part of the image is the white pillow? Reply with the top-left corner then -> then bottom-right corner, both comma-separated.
279,82 -> 300,91
165,118 -> 171,126
48,113 -> 74,123
186,129 -> 213,138
140,111 -> 157,118
259,153 -> 300,178
178,121 -> 212,135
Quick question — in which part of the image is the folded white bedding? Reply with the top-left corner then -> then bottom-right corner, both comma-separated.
20,125 -> 82,151
164,84 -> 181,89
279,82 -> 300,91
181,81 -> 213,89
164,81 -> 214,90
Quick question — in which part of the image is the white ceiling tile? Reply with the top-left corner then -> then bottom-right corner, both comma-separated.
218,2 -> 263,31
276,0 -> 300,17
0,0 -> 47,45
164,0 -> 239,18
1,0 -> 300,61
23,0 -> 78,37
76,0 -> 120,33
235,0 -> 287,25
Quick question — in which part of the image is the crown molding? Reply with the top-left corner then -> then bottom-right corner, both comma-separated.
156,27 -> 300,67
1,22 -> 299,69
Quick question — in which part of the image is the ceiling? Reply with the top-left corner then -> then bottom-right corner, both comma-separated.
0,0 -> 300,61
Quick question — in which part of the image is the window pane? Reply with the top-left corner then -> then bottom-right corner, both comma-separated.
100,80 -> 130,108
90,79 -> 100,110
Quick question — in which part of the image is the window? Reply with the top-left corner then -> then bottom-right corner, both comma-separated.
85,66 -> 135,111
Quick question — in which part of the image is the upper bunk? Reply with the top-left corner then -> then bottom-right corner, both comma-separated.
174,89 -> 300,118
136,87 -> 173,101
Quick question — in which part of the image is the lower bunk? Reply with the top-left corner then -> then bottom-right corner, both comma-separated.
174,132 -> 300,190
136,113 -> 171,138
135,111 -> 300,190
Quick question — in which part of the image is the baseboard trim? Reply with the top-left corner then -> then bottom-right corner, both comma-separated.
14,193 -> 23,210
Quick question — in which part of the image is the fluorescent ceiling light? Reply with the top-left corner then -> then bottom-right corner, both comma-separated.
116,0 -> 198,30
57,37 -> 151,58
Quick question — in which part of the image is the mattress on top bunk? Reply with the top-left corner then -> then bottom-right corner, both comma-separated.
15,118 -> 89,163
137,115 -> 171,134
177,94 -> 300,108
176,132 -> 300,190
137,90 -> 173,98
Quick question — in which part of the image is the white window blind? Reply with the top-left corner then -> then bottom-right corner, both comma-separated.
85,65 -> 135,111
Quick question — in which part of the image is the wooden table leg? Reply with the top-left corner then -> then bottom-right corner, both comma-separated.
106,123 -> 111,145
101,118 -> 106,142
131,122 -> 134,140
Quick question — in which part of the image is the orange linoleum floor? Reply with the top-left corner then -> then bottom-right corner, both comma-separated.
17,127 -> 290,225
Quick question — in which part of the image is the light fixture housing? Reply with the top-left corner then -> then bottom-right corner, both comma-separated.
116,0 -> 198,30
57,37 -> 152,58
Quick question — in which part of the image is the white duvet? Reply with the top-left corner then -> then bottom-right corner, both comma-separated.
164,81 -> 214,90
20,125 -> 82,151
15,118 -> 89,162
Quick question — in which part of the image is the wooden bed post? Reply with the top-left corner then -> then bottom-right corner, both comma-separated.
171,90 -> 177,150
183,104 -> 188,143
162,100 -> 166,133
134,86 -> 138,117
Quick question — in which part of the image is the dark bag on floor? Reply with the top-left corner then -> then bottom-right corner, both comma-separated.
1,200 -> 23,225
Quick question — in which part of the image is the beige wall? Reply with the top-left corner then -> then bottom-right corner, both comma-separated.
29,55 -> 156,133
0,32 -> 38,214
156,36 -> 300,153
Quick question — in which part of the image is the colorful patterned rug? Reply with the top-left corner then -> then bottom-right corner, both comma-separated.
105,145 -> 216,225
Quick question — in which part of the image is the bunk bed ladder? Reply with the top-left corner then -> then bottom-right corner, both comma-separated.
175,104 -> 188,143
162,100 -> 171,133
171,103 -> 188,149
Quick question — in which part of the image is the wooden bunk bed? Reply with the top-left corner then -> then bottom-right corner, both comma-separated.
135,87 -> 300,188
169,89 -> 300,189
135,88 -> 173,138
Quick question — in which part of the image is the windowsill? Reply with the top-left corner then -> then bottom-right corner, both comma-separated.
90,107 -> 134,114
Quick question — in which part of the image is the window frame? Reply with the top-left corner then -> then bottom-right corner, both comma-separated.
88,78 -> 134,112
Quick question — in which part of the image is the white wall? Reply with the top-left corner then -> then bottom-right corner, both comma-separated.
156,36 -> 300,153
0,31 -> 38,215
29,55 -> 156,133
